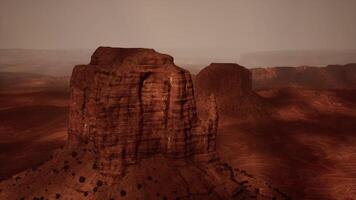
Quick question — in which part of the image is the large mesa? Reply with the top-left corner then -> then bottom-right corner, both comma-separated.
68,47 -> 218,176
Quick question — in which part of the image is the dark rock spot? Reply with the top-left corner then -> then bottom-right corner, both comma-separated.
92,163 -> 98,170
71,151 -> 78,157
62,165 -> 70,171
120,190 -> 126,197
96,180 -> 103,187
79,176 -> 86,183
255,188 -> 260,194
137,183 -> 142,189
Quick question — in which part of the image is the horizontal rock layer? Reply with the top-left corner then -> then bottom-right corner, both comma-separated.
68,47 -> 218,176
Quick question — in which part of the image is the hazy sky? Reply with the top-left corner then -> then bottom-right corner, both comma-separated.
1,0 -> 356,62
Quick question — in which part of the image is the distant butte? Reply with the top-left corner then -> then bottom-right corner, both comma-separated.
195,63 -> 269,119
0,47 -> 289,199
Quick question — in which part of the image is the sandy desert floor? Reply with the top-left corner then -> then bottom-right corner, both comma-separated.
218,88 -> 356,199
0,73 -> 69,180
1,74 -> 356,199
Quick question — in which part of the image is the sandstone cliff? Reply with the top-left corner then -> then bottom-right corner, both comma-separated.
251,63 -> 356,90
68,47 -> 218,176
195,63 -> 269,119
0,47 -> 288,200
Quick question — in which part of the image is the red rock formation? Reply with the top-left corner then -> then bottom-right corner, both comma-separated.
0,47 -> 288,200
195,63 -> 268,118
195,63 -> 252,97
68,47 -> 218,176
251,63 -> 356,90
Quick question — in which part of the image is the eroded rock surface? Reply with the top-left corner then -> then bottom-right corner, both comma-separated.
195,63 -> 269,119
0,47 -> 288,200
68,47 -> 218,176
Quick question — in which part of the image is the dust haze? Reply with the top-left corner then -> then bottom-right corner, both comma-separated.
1,1 -> 356,200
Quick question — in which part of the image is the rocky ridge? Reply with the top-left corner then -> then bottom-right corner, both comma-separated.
251,63 -> 356,90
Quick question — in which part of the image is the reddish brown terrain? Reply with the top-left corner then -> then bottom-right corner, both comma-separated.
0,48 -> 287,199
0,48 -> 355,199
218,88 -> 356,199
0,72 -> 69,180
195,63 -> 356,199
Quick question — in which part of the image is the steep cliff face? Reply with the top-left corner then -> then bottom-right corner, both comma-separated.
0,47 -> 288,200
195,63 -> 269,119
251,63 -> 356,90
68,47 -> 218,176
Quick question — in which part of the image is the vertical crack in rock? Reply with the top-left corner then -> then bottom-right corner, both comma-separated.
68,47 -> 218,176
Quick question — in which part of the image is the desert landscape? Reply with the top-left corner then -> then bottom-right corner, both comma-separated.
0,47 -> 355,199
1,1 -> 356,199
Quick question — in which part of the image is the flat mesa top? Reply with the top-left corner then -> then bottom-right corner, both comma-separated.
89,47 -> 174,66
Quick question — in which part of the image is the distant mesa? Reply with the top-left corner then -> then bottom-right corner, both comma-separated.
239,49 -> 356,67
195,63 -> 252,98
0,47 -> 288,199
251,63 -> 356,90
195,63 -> 269,119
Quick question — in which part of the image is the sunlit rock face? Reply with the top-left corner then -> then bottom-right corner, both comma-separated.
68,47 -> 218,176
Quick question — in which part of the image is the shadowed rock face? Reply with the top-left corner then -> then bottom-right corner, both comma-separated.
251,63 -> 356,90
195,63 -> 268,119
68,47 -> 218,176
195,63 -> 252,98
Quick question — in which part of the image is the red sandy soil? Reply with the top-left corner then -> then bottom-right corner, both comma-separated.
0,73 -> 69,180
218,88 -> 356,199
